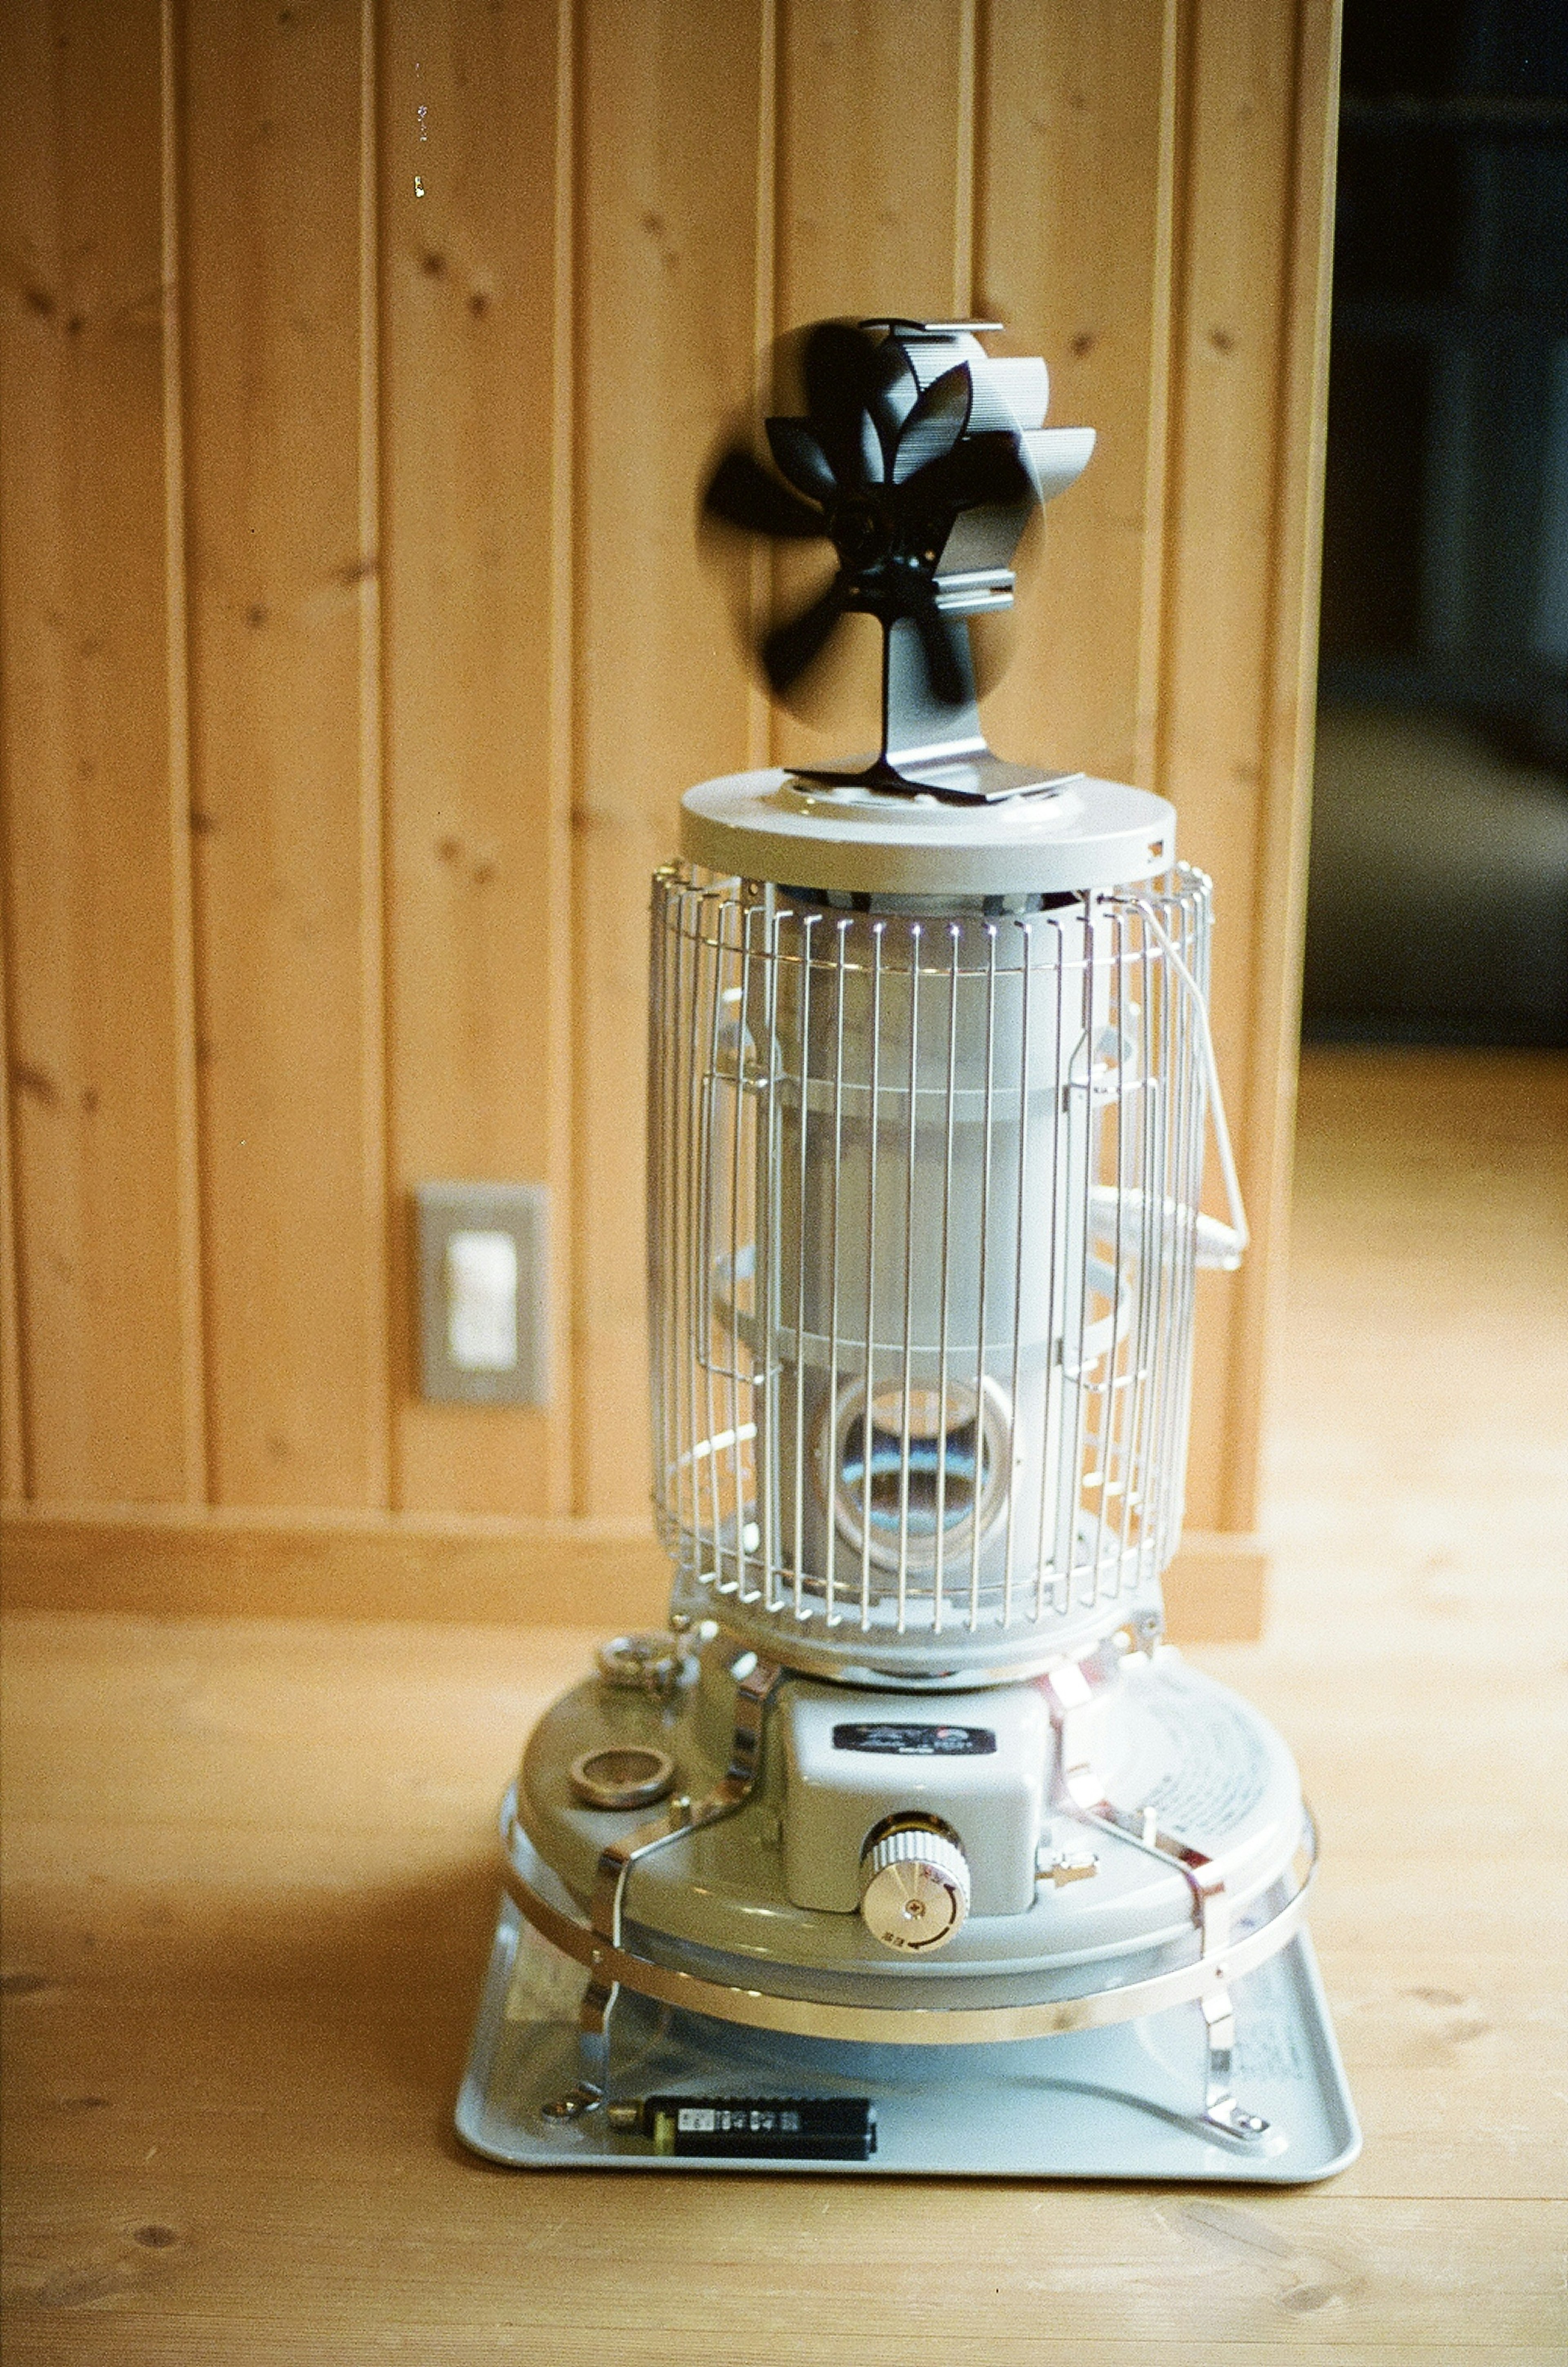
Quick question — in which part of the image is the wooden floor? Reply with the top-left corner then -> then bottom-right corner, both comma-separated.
2,1048 -> 1565,2363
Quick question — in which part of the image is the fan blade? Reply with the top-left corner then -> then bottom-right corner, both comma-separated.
763,575 -> 850,693
802,321 -> 885,490
704,446 -> 825,540
891,364 -> 973,485
907,584 -> 969,708
765,417 -> 838,506
914,429 -> 1033,513
866,337 -> 920,464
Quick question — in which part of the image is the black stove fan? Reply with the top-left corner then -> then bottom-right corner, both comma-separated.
703,317 -> 1096,802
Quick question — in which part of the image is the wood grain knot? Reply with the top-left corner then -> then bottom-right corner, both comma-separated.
36,2264 -> 133,2309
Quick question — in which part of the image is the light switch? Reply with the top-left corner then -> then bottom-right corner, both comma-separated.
445,1230 -> 518,1371
415,1183 -> 549,1405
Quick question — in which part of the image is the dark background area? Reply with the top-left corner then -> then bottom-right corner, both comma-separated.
1305,0 -> 1568,1045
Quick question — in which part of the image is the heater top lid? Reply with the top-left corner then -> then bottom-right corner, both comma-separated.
680,767 -> 1174,898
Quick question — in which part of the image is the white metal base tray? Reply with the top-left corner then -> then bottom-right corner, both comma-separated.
455,1894 -> 1360,2184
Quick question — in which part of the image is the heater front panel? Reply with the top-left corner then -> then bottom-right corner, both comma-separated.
648,865 -> 1213,1674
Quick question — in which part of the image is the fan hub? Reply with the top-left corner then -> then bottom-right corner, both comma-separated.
829,496 -> 886,562
831,506 -> 941,611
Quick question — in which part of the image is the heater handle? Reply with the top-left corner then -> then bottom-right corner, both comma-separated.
1113,891 -> 1250,1269
588,1653 -> 782,1951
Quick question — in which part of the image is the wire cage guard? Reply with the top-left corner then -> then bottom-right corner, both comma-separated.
648,861 -> 1224,1674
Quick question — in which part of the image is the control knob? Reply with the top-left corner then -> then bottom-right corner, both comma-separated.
858,1820 -> 971,1952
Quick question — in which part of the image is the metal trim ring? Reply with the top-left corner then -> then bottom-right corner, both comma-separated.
499,1792 -> 1317,2048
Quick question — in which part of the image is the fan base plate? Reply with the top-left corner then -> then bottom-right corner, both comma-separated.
791,752 -> 1082,806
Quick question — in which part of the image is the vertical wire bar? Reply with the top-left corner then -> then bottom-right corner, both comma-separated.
646,881 -> 662,1532
1143,901 -> 1163,1582
1027,921 -> 1049,1614
1179,882 -> 1214,1527
895,925 -> 921,1634
648,880 -> 669,1548
968,924 -> 998,1631
758,887 -> 782,1609
1147,892 -> 1177,1568
1146,893 -> 1175,1579
1036,914 -> 1074,1619
1163,878 -> 1205,1560
1066,897 -> 1098,1608
1100,904 -> 1125,1602
1172,883 -> 1198,1549
1052,917 -> 1074,1609
732,895 -> 759,1599
1085,911 -> 1110,1607
825,916 -> 849,1626
686,890 -> 709,1571
1032,919 -> 1066,1620
1105,906 -> 1131,1601
791,912 -> 815,1621
683,891 -> 702,1565
1002,920 -> 1033,1628
1158,886 -> 1188,1562
1158,887 -> 1183,1571
699,894 -> 727,1577
933,924 -> 960,1636
1028,920 -> 1049,1625
1175,881 -> 1207,1553
667,887 -> 687,1564
1150,893 -> 1180,1562
668,888 -> 686,1556
1123,907 -> 1159,1588
1094,907 -> 1120,1601
1049,916 -> 1072,1610
860,923 -> 884,1632
1096,912 -> 1118,1603
671,890 -> 690,1553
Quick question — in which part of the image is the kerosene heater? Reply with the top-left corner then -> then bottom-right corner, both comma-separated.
457,320 -> 1358,2181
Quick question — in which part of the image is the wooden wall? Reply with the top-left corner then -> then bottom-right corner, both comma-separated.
0,0 -> 1339,1631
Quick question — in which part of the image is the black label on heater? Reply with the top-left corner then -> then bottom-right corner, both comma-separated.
831,1722 -> 996,1757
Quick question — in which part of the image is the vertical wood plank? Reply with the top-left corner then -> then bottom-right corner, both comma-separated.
776,0 -> 971,325
0,878 -> 24,1500
773,0 -> 973,774
1158,0 -> 1337,1532
975,0 -> 1179,788
1224,0 -> 1340,1540
572,0 -> 773,1516
0,0 -> 201,1502
356,0 -> 391,1515
163,0 -> 209,1508
379,0 -> 574,1516
184,0 -> 388,1507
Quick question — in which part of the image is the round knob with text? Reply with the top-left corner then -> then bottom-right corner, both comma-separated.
858,1821 -> 971,1952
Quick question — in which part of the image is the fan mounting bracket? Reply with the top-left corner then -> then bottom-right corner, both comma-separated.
790,612 -> 1079,805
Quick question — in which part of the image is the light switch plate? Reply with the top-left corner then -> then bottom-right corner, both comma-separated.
415,1182 -> 549,1406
